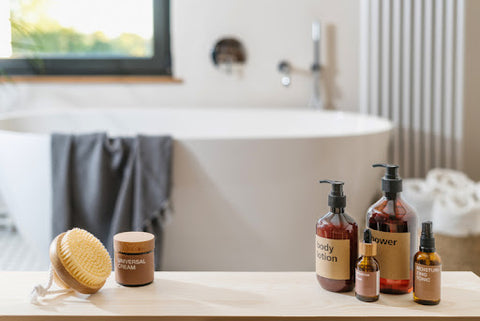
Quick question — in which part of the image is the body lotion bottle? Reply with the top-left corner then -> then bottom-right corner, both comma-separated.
316,180 -> 358,292
367,164 -> 418,294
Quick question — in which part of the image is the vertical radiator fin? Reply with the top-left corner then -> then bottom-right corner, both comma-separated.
360,0 -> 465,178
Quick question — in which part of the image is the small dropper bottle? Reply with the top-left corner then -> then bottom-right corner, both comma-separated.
316,180 -> 358,292
355,229 -> 380,302
413,221 -> 442,305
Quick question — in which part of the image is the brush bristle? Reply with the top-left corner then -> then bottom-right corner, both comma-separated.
58,228 -> 112,289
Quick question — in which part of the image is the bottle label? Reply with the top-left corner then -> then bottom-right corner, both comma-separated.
315,235 -> 350,280
414,263 -> 441,301
369,229 -> 410,280
355,269 -> 379,297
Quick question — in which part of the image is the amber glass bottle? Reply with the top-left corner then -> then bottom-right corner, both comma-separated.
367,164 -> 418,294
316,180 -> 358,292
355,229 -> 380,302
414,221 -> 442,305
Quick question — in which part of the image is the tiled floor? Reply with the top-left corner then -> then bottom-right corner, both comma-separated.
0,229 -> 45,270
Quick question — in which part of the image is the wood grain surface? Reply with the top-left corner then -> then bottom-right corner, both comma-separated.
0,271 -> 479,321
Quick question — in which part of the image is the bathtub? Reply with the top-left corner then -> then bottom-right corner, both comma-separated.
0,108 -> 392,270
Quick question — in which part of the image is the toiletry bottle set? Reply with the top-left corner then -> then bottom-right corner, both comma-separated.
317,163 -> 440,305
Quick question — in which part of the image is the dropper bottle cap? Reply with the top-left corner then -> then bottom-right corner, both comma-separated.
420,221 -> 436,252
360,229 -> 377,256
319,179 -> 346,209
372,163 -> 403,193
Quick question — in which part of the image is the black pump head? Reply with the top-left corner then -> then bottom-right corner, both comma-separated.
372,163 -> 403,193
319,179 -> 346,209
420,221 -> 436,252
363,228 -> 372,244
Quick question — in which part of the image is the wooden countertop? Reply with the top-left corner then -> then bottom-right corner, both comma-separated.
0,271 -> 479,321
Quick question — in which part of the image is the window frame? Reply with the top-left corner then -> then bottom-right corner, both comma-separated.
0,0 -> 171,76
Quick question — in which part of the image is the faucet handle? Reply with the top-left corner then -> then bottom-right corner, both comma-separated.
278,60 -> 292,87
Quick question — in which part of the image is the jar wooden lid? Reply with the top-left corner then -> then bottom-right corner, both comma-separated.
114,232 -> 155,253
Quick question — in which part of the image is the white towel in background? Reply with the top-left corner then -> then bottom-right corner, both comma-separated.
403,168 -> 480,236
431,187 -> 480,236
403,179 -> 436,222
426,168 -> 474,194
475,182 -> 480,201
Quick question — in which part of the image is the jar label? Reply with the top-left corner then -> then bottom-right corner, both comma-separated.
355,269 -> 379,297
315,235 -> 350,280
114,251 -> 154,285
414,263 -> 441,301
369,229 -> 410,280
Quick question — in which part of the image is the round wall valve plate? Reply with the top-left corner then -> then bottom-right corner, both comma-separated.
211,38 -> 247,72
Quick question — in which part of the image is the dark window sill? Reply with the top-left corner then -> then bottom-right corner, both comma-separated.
0,75 -> 183,84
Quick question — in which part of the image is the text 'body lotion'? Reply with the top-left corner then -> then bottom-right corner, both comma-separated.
316,180 -> 358,292
367,164 -> 418,294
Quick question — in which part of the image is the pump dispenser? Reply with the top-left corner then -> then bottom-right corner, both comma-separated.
367,164 -> 418,294
320,179 -> 347,208
373,163 -> 403,195
316,180 -> 358,292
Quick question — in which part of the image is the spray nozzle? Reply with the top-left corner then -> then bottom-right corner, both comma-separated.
422,221 -> 433,237
372,163 -> 403,193
420,221 -> 435,252
319,179 -> 346,209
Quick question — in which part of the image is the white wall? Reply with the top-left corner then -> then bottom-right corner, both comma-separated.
2,0 -> 360,112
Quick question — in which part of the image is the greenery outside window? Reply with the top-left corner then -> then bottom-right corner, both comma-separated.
0,0 -> 171,75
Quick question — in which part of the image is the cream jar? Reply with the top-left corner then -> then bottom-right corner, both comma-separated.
114,231 -> 155,286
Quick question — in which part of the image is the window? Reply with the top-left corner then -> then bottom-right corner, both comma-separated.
0,0 -> 171,75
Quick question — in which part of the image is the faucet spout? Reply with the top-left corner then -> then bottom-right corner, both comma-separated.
309,21 -> 323,110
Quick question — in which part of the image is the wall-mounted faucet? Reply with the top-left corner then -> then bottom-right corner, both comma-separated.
277,21 -> 323,110
277,60 -> 291,87
309,21 -> 322,110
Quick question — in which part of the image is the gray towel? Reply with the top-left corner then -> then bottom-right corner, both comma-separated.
51,133 -> 172,270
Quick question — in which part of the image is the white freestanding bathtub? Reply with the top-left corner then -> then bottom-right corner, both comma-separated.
0,108 -> 392,270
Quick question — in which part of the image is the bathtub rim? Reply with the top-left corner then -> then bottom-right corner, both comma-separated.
0,107 -> 394,141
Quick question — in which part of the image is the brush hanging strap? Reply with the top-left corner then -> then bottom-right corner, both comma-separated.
30,265 -> 73,304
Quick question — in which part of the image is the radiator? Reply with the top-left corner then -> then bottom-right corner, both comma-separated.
359,0 -> 465,178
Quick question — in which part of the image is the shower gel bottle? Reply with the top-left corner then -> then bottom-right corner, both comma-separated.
367,164 -> 418,294
316,180 -> 358,292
